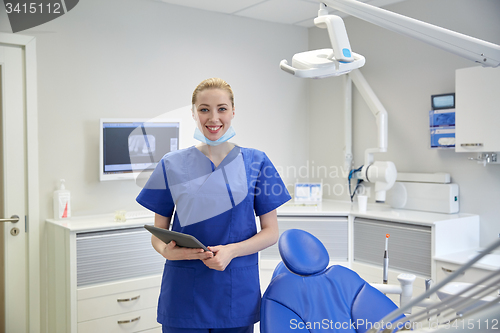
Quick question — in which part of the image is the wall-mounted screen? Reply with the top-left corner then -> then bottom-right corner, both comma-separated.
100,118 -> 180,181
431,93 -> 455,110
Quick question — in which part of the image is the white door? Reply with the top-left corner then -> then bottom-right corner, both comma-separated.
0,35 -> 38,333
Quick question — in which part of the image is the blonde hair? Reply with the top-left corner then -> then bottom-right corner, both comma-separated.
192,78 -> 234,107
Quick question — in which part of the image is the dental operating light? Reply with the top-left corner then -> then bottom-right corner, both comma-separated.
322,0 -> 500,68
280,4 -> 365,78
281,0 -> 500,80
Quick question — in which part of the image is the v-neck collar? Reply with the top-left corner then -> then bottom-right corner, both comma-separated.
193,145 -> 240,171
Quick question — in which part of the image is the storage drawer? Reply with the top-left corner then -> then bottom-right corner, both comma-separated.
78,286 -> 160,322
354,218 -> 431,277
78,275 -> 161,300
78,307 -> 160,333
76,227 -> 165,287
138,327 -> 162,333
435,261 -> 495,284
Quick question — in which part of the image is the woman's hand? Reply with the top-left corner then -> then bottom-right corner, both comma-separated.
157,240 -> 214,261
201,210 -> 279,271
202,244 -> 236,271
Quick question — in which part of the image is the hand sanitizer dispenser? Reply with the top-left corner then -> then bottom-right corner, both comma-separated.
53,179 -> 71,220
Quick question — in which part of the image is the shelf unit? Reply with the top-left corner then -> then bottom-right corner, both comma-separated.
455,66 -> 500,153
46,215 -> 164,333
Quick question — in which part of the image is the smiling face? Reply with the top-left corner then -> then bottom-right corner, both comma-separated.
193,88 -> 235,141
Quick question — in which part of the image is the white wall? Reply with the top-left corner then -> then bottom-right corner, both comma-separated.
2,0 -> 498,328
1,1 -> 309,331
1,0 -> 309,218
308,0 -> 500,246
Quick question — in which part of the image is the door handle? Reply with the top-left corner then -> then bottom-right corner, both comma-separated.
0,215 -> 19,223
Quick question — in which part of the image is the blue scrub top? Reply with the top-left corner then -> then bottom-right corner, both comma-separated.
136,146 -> 291,329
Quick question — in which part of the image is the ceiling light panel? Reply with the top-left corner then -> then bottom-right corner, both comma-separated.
236,0 -> 320,25
157,0 -> 266,14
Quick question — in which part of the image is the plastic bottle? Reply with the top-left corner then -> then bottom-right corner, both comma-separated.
53,179 -> 71,220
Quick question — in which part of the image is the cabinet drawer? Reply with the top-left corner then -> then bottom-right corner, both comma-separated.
78,275 -> 161,300
78,307 -> 160,333
78,286 -> 160,322
138,328 -> 162,333
436,261 -> 494,284
76,227 -> 165,286
354,218 -> 431,277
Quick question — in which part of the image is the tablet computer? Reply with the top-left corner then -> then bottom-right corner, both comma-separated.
144,225 -> 210,252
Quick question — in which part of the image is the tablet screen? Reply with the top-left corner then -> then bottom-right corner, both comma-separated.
144,225 -> 209,251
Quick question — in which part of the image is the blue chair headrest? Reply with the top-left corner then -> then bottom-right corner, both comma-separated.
278,229 -> 329,276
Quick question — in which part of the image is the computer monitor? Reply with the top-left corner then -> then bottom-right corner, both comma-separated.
99,118 -> 180,181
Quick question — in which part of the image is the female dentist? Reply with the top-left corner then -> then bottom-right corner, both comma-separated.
136,78 -> 291,333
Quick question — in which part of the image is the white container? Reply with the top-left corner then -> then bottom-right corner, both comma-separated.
357,195 -> 367,213
53,179 -> 71,220
386,182 -> 459,214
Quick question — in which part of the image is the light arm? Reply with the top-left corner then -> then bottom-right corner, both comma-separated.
349,69 -> 387,166
314,14 -> 354,62
348,69 -> 396,203
322,0 -> 500,67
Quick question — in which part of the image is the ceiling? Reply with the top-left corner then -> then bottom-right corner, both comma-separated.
153,0 -> 406,27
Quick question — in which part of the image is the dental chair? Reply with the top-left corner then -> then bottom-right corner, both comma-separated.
260,229 -> 406,333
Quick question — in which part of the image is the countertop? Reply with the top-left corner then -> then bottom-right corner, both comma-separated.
434,248 -> 500,271
279,200 -> 477,226
47,200 -> 479,232
46,213 -> 154,232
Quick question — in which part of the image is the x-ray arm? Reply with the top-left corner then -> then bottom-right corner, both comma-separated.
322,0 -> 500,67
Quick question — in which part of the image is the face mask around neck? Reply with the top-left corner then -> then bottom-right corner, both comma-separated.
194,126 -> 236,146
